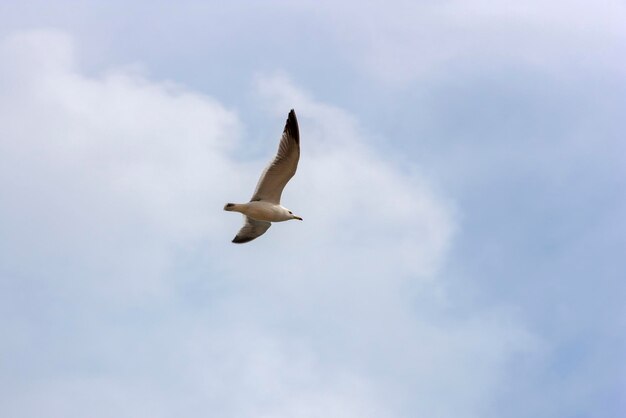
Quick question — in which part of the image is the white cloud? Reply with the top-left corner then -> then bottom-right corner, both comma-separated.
1,29 -> 243,301
0,30 -> 539,418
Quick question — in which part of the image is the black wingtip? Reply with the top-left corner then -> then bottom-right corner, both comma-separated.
232,235 -> 255,244
285,109 -> 299,144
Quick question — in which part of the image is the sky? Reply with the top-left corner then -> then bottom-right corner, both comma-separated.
0,1 -> 624,417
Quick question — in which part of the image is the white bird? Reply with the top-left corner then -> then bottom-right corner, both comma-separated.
224,109 -> 303,244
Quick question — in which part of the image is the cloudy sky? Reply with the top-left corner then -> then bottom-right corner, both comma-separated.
1,1 -> 624,417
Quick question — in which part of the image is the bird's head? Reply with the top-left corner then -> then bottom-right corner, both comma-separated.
288,210 -> 303,221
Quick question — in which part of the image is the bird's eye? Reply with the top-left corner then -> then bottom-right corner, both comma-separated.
288,211 -> 292,214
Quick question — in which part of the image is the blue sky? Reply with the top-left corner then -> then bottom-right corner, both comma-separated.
0,1 -> 624,417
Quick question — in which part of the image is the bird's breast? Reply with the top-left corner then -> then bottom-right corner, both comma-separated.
243,201 -> 290,222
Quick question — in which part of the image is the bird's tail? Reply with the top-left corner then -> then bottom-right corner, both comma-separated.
223,203 -> 237,211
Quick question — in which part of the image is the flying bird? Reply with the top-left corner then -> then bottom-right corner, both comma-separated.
224,109 -> 303,244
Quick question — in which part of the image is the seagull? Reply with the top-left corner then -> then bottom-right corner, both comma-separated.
224,109 -> 303,244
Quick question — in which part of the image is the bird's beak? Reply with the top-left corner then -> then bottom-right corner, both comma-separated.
294,216 -> 303,221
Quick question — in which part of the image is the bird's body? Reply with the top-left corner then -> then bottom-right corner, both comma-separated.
224,109 -> 303,244
224,201 -> 298,223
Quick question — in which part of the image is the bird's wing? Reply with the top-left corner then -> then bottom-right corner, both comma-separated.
232,217 -> 272,244
250,109 -> 300,204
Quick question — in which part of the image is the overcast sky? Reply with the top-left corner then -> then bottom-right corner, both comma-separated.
1,2 -> 625,418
